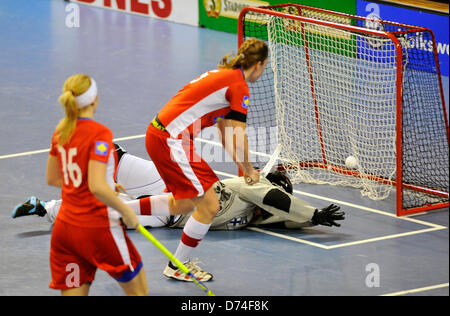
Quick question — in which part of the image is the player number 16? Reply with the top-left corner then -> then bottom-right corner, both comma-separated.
57,146 -> 82,188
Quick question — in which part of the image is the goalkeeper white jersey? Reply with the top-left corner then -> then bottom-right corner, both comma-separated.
170,177 -> 317,230
170,179 -> 257,230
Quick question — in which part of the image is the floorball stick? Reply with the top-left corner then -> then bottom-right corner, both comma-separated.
246,144 -> 281,183
260,144 -> 282,177
138,224 -> 216,296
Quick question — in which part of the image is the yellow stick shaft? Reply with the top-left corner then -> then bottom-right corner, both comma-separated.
138,225 -> 215,296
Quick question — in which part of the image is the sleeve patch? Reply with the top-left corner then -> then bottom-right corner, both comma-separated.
213,116 -> 224,124
95,141 -> 109,156
242,96 -> 250,109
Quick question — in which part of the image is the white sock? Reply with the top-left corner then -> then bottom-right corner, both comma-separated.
137,215 -> 169,228
125,195 -> 170,216
172,216 -> 211,265
44,199 -> 61,223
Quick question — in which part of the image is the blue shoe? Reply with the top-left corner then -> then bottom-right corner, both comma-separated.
12,196 -> 47,218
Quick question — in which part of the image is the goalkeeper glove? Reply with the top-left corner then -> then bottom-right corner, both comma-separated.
311,204 -> 345,227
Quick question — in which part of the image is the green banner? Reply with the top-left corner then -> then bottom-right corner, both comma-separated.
199,0 -> 357,34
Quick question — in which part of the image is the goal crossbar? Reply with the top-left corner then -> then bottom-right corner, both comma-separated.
238,4 -> 449,216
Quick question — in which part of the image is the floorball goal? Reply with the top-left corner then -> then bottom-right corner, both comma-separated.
238,4 -> 449,216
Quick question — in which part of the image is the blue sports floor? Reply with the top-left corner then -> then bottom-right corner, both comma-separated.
0,0 -> 448,296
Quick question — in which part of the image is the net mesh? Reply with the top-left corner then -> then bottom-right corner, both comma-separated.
242,5 -> 449,210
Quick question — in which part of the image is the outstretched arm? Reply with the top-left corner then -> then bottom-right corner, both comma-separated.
226,177 -> 314,225
229,177 -> 345,228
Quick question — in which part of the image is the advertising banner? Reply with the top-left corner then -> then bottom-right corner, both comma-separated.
357,1 -> 449,76
73,0 -> 199,26
199,0 -> 356,34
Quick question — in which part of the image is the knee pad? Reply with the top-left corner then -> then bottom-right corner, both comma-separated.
262,188 -> 291,213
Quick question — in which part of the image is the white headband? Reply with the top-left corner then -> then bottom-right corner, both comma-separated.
75,78 -> 97,108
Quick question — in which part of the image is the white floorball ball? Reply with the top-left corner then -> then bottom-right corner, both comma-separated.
345,156 -> 358,169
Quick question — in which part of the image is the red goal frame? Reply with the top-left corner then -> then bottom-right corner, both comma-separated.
238,4 -> 449,216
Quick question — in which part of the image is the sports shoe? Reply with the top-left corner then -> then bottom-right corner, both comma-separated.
163,258 -> 213,282
12,196 -> 47,219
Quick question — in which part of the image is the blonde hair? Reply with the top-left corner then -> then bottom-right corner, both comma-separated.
56,74 -> 92,145
218,38 -> 268,70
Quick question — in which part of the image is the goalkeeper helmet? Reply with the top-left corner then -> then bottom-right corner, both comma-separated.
265,171 -> 293,194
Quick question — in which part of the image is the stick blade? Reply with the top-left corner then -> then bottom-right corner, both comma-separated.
260,144 -> 281,177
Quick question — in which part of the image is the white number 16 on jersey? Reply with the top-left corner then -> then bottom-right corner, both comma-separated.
57,146 -> 82,187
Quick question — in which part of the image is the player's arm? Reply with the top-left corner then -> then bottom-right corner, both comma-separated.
217,118 -> 259,184
281,204 -> 345,228
88,160 -> 139,230
46,154 -> 62,188
236,178 -> 345,227
261,188 -> 344,227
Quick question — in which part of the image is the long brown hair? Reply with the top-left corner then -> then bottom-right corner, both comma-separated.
56,74 -> 92,145
218,38 -> 268,70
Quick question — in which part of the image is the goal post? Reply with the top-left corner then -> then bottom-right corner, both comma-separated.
238,4 -> 449,216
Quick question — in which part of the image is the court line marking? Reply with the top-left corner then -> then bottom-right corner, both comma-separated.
1,134 -> 447,251
0,134 -> 146,160
214,170 -> 447,249
0,134 -> 267,160
246,227 -> 329,249
215,169 -> 446,229
379,283 -> 449,296
0,148 -> 50,160
247,226 -> 447,250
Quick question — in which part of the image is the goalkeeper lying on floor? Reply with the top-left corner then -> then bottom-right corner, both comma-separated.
12,144 -> 345,230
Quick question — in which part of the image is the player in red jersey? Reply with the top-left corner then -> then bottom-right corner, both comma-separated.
46,74 -> 148,296
144,38 -> 269,281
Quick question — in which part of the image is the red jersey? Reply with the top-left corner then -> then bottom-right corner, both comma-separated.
49,118 -> 119,228
157,68 -> 249,138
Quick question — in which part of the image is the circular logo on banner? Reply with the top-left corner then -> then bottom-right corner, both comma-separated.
364,4 -> 385,50
204,0 -> 221,18
281,6 -> 300,32
364,14 -> 386,50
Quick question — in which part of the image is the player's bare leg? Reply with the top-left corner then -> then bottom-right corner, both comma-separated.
61,283 -> 91,296
190,186 -> 220,224
168,196 -> 196,215
163,186 -> 219,282
118,266 -> 149,296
